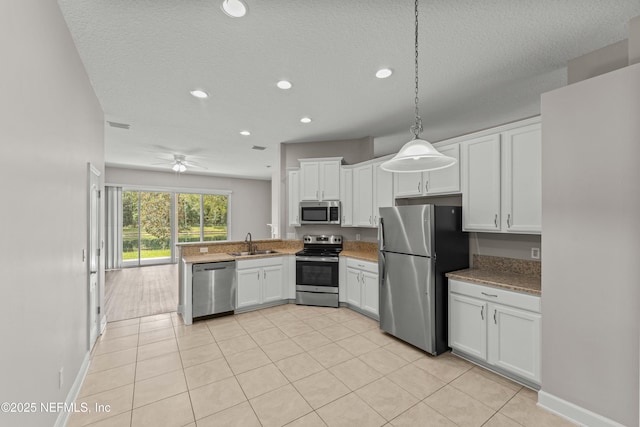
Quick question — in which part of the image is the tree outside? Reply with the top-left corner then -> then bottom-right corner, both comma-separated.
123,191 -> 228,262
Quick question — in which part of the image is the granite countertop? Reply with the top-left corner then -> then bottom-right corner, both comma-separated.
183,247 -> 299,264
340,250 -> 378,263
446,269 -> 541,295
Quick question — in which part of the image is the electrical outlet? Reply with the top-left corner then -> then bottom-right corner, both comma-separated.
59,368 -> 64,389
356,234 -> 361,241
531,248 -> 540,259
199,247 -> 208,253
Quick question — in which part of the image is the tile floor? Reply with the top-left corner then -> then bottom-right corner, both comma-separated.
69,304 -> 574,427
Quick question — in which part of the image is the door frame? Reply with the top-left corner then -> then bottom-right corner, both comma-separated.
88,163 -> 103,350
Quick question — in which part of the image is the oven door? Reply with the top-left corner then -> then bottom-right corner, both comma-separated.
296,257 -> 339,288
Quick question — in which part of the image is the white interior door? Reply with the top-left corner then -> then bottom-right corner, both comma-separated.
88,164 -> 101,350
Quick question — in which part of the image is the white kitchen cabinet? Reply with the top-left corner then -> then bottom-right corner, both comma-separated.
449,293 -> 487,360
288,169 -> 300,227
448,278 -> 541,385
353,164 -> 374,227
461,134 -> 502,231
461,120 -> 541,234
236,257 -> 285,310
394,144 -> 460,197
373,160 -> 394,227
501,124 -> 541,233
340,167 -> 354,227
345,258 -> 379,319
299,158 -> 342,201
352,159 -> 394,228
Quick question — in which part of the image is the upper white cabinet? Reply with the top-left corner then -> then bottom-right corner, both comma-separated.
288,169 -> 300,227
299,158 -> 342,201
461,134 -> 502,231
501,124 -> 542,233
461,120 -> 541,234
340,167 -> 354,227
394,144 -> 461,197
352,159 -> 394,228
353,164 -> 374,227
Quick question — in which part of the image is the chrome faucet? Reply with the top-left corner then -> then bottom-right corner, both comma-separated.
244,232 -> 253,253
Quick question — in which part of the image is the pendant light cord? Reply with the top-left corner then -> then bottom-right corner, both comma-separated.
411,0 -> 423,139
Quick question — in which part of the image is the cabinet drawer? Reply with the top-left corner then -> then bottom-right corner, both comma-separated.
237,256 -> 283,270
346,258 -> 378,274
449,279 -> 540,313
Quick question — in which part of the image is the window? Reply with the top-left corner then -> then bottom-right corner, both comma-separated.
178,193 -> 229,243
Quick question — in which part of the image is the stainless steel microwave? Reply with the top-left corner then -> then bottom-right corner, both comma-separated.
300,201 -> 341,225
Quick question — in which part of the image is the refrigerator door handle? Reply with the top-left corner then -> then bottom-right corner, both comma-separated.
379,218 -> 385,251
379,252 -> 386,287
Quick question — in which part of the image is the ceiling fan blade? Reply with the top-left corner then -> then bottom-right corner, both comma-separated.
184,160 -> 207,169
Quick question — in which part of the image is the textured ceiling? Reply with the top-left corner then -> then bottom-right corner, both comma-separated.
57,0 -> 640,179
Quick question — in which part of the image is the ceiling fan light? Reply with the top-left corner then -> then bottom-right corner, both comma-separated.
172,163 -> 187,173
221,0 -> 247,18
380,139 -> 457,173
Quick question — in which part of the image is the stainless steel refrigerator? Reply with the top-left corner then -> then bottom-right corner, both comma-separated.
379,205 -> 468,355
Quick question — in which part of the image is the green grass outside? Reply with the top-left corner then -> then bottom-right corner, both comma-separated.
122,249 -> 171,260
122,225 -> 227,260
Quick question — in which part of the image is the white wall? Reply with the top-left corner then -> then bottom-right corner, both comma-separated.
0,1 -> 104,426
105,167 -> 272,241
540,63 -> 640,426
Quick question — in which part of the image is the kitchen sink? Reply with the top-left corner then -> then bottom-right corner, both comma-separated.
228,250 -> 278,257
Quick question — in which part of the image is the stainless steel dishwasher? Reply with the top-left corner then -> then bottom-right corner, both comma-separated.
192,261 -> 236,319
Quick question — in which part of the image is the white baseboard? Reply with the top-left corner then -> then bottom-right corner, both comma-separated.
54,352 -> 91,427
538,390 -> 627,427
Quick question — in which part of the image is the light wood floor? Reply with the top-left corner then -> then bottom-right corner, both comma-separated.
105,264 -> 178,322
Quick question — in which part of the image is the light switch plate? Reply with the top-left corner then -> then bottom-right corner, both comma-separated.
531,248 -> 540,259
199,247 -> 208,253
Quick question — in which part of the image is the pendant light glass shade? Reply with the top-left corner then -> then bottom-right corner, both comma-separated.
380,138 -> 457,173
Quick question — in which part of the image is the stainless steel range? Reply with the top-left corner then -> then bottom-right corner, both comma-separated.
295,235 -> 342,308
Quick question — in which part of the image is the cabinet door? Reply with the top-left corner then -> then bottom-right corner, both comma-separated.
346,267 -> 362,307
373,162 -> 393,227
340,167 -> 353,227
262,265 -> 284,303
426,144 -> 460,195
488,304 -> 541,384
462,134 -> 501,231
237,268 -> 261,308
300,162 -> 320,201
394,172 -> 423,198
501,124 -> 541,234
288,170 -> 300,227
361,270 -> 379,318
449,293 -> 488,361
353,164 -> 374,227
320,161 -> 341,200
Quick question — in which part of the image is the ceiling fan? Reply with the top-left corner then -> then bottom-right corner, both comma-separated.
151,154 -> 207,173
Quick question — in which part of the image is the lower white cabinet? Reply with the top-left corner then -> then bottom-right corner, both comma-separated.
448,279 -> 541,385
237,257 -> 285,310
345,258 -> 379,319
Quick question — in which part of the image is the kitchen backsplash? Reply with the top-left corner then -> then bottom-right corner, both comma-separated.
180,239 -> 303,257
473,254 -> 541,278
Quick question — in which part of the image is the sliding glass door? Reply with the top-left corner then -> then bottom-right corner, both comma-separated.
122,190 -> 173,266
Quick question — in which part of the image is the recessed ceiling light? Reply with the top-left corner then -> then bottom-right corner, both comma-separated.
240,130 -> 251,136
300,117 -> 312,124
375,68 -> 393,79
277,80 -> 292,90
221,0 -> 247,18
190,89 -> 209,99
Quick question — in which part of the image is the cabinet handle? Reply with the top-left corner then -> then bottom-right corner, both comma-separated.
316,190 -> 319,199
264,270 -> 266,279
322,190 -> 324,199
257,272 -> 260,280
343,215 -> 345,222
494,214 -> 498,228
480,306 -> 484,320
425,180 -> 429,193
369,215 -> 372,224
418,182 -> 421,193
493,309 -> 497,324
481,292 -> 498,298
507,214 -> 511,228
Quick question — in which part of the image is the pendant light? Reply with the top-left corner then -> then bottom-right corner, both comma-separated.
381,0 -> 456,173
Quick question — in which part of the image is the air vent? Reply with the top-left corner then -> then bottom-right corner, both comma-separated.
107,121 -> 130,129
252,145 -> 266,151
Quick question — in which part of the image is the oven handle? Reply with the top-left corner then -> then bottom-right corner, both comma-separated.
295,256 -> 340,263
